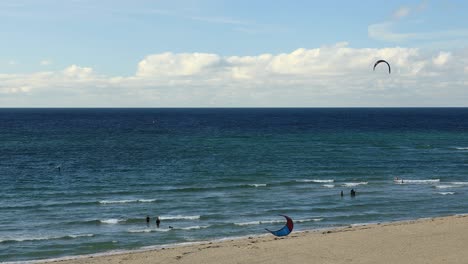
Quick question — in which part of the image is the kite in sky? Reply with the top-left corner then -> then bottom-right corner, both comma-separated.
373,59 -> 391,74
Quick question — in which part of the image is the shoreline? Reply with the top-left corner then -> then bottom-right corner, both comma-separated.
10,214 -> 468,264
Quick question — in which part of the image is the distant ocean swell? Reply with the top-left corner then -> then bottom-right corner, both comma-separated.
0,234 -> 94,244
2,178 -> 456,213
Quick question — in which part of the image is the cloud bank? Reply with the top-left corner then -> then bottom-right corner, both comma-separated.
1,43 -> 467,107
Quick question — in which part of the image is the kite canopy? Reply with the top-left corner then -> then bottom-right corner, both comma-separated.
265,215 -> 294,237
373,59 -> 391,74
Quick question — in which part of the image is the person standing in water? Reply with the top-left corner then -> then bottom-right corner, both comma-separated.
156,216 -> 161,228
146,215 -> 150,225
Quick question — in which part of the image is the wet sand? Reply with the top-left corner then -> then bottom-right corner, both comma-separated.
45,214 -> 468,264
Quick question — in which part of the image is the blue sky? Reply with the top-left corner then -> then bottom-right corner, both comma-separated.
1,0 -> 468,107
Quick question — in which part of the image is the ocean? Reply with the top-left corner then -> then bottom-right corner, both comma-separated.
1,108 -> 468,262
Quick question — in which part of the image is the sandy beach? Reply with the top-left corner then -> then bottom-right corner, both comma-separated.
43,214 -> 468,264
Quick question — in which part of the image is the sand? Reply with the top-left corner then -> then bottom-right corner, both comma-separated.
45,215 -> 468,264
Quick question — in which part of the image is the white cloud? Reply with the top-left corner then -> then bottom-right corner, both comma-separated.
63,64 -> 93,79
369,1 -> 468,45
40,60 -> 52,66
393,7 -> 411,19
136,52 -> 221,77
433,52 -> 451,66
1,44 -> 468,107
369,22 -> 468,43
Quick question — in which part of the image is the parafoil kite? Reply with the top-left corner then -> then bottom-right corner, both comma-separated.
265,215 -> 294,237
373,59 -> 391,74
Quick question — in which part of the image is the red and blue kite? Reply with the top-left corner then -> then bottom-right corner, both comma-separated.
265,215 -> 294,237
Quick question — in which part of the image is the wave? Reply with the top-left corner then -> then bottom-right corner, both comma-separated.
128,228 -> 171,233
159,215 -> 200,220
296,179 -> 334,183
234,219 -> 283,226
158,179 -> 338,193
234,217 -> 322,226
295,218 -> 323,223
100,219 -> 126,224
0,200 -> 98,210
247,184 -> 267,187
179,225 -> 209,230
454,147 -> 468,150
342,182 -> 368,187
438,192 -> 455,195
322,184 -> 335,188
0,233 -> 94,244
64,215 -> 198,226
99,199 -> 157,205
127,225 -> 208,233
450,182 -> 468,185
396,179 -> 440,184
435,185 -> 461,189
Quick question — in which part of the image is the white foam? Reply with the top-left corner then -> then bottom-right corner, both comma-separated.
322,184 -> 335,188
179,225 -> 209,230
127,228 -> 171,233
296,179 -> 334,183
248,184 -> 267,187
450,182 -> 468,185
138,199 -> 157,203
100,219 -> 125,224
99,199 -> 156,204
234,221 -> 261,226
455,147 -> 468,150
234,219 -> 283,226
438,192 -> 455,195
159,215 -> 200,220
296,218 -> 323,223
99,199 -> 137,204
435,185 -> 460,189
67,234 -> 95,238
342,182 -> 368,187
400,179 -> 440,184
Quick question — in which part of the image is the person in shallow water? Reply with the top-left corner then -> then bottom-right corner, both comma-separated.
156,216 -> 161,228
340,190 -> 344,197
350,189 -> 356,197
146,215 -> 150,225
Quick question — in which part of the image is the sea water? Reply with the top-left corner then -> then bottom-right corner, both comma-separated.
1,108 -> 468,262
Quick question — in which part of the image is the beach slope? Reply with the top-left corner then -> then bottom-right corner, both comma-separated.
49,215 -> 468,264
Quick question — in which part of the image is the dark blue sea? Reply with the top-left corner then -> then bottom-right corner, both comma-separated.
1,108 -> 468,262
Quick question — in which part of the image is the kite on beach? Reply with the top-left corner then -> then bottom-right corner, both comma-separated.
373,59 -> 391,74
265,215 -> 294,237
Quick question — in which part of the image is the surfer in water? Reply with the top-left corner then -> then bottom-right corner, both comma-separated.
156,216 -> 161,228
394,177 -> 404,184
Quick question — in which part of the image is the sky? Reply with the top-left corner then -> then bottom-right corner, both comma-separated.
1,0 -> 468,107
